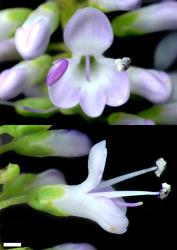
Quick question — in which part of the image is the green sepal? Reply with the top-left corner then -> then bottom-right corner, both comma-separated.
112,12 -> 145,37
27,185 -> 68,216
0,163 -> 20,184
2,8 -> 31,37
15,97 -> 57,118
0,125 -> 52,138
0,130 -> 54,157
139,106 -> 162,120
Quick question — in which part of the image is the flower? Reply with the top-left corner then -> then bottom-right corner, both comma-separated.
128,66 -> 172,103
26,141 -> 171,234
90,0 -> 142,11
15,2 -> 60,59
47,7 -> 130,117
0,55 -> 52,100
112,1 -> 177,37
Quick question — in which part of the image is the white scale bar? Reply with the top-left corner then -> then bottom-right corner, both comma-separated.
3,243 -> 22,247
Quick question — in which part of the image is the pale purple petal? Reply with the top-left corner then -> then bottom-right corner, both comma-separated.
154,32 -> 177,70
48,130 -> 92,157
47,59 -> 69,86
79,141 -> 107,193
64,7 -> 113,55
80,85 -> 106,117
129,67 -> 172,103
91,0 -> 142,11
97,58 -> 130,106
15,18 -> 51,59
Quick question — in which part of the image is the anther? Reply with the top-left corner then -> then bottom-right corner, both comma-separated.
155,158 -> 167,177
115,57 -> 131,72
159,183 -> 171,199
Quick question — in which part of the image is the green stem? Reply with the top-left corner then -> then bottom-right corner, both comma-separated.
48,42 -> 68,52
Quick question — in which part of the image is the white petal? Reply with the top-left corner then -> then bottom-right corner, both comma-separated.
78,141 -> 107,193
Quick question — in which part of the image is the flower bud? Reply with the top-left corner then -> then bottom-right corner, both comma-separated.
0,55 -> 52,100
0,130 -> 92,157
112,1 -> 177,37
90,0 -> 142,11
0,8 -> 31,40
108,112 -> 155,125
139,103 -> 177,125
128,66 -> 172,103
15,2 -> 60,59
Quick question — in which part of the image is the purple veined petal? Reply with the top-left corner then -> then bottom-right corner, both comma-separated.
48,130 -> 92,157
32,169 -> 67,187
64,7 -> 113,55
80,84 -> 106,117
52,243 -> 96,250
15,17 -> 51,59
97,58 -> 130,107
47,59 -> 69,86
78,141 -> 107,193
91,0 -> 142,11
48,58 -> 81,109
154,32 -> 177,70
0,38 -> 21,62
0,67 -> 29,100
129,66 -> 172,103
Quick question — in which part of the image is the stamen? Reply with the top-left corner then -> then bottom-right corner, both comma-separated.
91,190 -> 159,198
155,158 -> 166,177
159,183 -> 171,199
115,57 -> 131,72
85,55 -> 91,82
98,166 -> 157,189
114,200 -> 143,207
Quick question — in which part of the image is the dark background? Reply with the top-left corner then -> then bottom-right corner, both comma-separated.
0,1 -> 177,249
0,126 -> 176,249
0,0 -> 177,124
